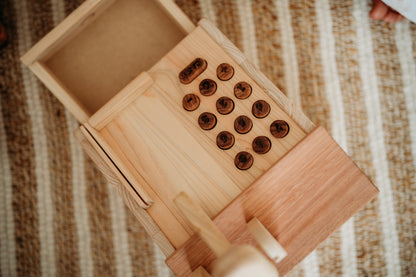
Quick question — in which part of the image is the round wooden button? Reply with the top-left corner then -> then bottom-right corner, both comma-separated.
234,115 -> 253,134
234,81 -> 252,99
182,94 -> 200,111
252,136 -> 272,154
234,151 -> 254,170
252,100 -> 270,118
198,112 -> 217,130
216,63 -> 234,81
199,79 -> 217,96
216,131 -> 235,150
216,97 -> 235,115
270,120 -> 290,138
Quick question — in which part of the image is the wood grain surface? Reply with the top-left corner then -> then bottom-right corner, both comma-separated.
166,126 -> 378,276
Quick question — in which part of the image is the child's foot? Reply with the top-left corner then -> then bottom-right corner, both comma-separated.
370,0 -> 404,23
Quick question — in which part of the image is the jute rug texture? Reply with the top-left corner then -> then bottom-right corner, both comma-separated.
0,0 -> 415,276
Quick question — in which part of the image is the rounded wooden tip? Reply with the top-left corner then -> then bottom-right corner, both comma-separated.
234,115 -> 253,134
252,100 -> 270,118
234,151 -> 253,170
234,81 -> 252,99
216,97 -> 235,115
217,63 -> 234,81
182,93 -> 200,111
199,79 -> 217,96
270,120 -> 289,138
252,136 -> 271,154
216,131 -> 235,150
198,112 -> 217,130
212,245 -> 279,277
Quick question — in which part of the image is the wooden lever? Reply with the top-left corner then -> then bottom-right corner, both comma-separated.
174,192 -> 279,277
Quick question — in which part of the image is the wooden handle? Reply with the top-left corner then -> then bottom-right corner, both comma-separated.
174,192 -> 231,257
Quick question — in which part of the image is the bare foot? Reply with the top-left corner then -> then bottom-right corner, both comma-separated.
370,0 -> 404,23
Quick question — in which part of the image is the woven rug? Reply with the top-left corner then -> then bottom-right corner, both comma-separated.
0,0 -> 415,276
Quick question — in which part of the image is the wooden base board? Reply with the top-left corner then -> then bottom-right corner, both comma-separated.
166,126 -> 378,276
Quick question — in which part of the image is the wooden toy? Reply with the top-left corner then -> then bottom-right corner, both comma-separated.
21,0 -> 379,276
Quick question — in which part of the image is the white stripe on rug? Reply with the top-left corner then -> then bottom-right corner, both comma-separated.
315,1 -> 358,277
66,112 -> 94,277
0,98 -> 17,277
107,184 -> 133,277
395,21 -> 416,184
236,0 -> 260,68
353,1 -> 401,276
15,0 -> 56,276
274,0 -> 302,107
302,250 -> 320,277
199,0 -> 216,23
153,243 -> 171,277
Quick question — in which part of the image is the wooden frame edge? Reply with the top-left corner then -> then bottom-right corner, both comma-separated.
74,127 -> 175,256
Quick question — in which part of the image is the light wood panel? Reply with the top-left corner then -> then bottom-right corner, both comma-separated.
166,127 -> 378,276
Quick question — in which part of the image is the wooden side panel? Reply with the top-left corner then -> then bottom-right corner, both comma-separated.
73,127 -> 175,256
166,126 -> 379,276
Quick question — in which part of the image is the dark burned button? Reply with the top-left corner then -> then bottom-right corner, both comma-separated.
234,151 -> 254,170
252,100 -> 271,118
182,94 -> 200,111
179,58 -> 207,84
199,79 -> 217,96
216,63 -> 234,81
234,115 -> 253,134
216,131 -> 235,150
198,112 -> 217,130
216,97 -> 235,115
252,136 -> 272,154
270,120 -> 290,138
234,81 -> 252,99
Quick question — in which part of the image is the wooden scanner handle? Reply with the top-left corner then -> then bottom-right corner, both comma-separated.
174,192 -> 279,277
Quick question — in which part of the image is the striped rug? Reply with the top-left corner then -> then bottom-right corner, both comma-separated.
0,0 -> 415,276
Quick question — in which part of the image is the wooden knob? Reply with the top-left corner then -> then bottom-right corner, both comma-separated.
234,81 -> 252,99
179,58 -> 207,84
252,136 -> 271,154
182,94 -> 200,111
234,151 -> 253,170
270,120 -> 289,138
216,131 -> 235,150
252,100 -> 270,118
234,115 -> 253,134
199,79 -> 217,96
217,63 -> 234,81
216,97 -> 235,115
198,112 -> 217,130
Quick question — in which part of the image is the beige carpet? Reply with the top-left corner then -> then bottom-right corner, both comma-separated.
0,0 -> 415,276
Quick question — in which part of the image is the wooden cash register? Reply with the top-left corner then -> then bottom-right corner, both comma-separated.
21,0 -> 379,276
